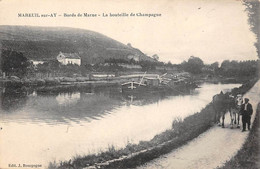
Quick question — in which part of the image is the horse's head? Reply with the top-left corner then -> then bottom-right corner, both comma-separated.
237,94 -> 242,97
228,94 -> 234,98
234,94 -> 243,106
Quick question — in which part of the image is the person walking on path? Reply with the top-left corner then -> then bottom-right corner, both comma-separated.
240,98 -> 253,132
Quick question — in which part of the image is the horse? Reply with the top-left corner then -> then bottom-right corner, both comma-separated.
231,94 -> 243,128
212,91 -> 237,128
228,95 -> 238,128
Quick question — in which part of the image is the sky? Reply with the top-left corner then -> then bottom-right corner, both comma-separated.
0,0 -> 258,64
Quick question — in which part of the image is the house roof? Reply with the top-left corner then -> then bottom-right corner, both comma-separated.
59,52 -> 81,59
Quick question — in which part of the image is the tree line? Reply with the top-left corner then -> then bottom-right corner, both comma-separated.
0,49 -> 259,78
181,56 -> 258,77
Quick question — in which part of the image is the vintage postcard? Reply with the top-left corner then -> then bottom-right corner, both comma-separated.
0,0 -> 259,169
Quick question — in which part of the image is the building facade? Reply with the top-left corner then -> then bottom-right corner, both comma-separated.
30,60 -> 45,66
57,52 -> 81,65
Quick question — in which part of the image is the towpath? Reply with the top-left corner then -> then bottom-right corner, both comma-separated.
137,80 -> 260,169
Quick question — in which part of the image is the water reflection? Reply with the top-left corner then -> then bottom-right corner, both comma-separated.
0,87 -> 29,112
0,85 -> 127,124
0,83 -> 241,168
1,84 -> 184,124
56,92 -> 81,105
0,83 -> 238,124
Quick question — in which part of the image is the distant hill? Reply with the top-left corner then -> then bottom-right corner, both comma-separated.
0,25 -> 155,64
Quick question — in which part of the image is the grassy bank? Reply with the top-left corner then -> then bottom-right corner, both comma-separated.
218,103 -> 260,169
0,74 -> 254,88
0,76 -> 118,88
49,78 -> 258,169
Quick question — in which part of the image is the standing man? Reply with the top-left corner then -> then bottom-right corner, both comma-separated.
240,98 -> 253,132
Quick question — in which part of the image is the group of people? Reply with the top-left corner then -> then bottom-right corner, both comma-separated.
228,93 -> 253,132
213,91 -> 253,132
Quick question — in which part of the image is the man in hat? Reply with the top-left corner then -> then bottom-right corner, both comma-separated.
240,98 -> 253,132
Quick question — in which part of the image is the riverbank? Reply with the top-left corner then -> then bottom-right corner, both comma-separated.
137,79 -> 260,169
0,74 -> 195,95
0,76 -> 119,88
49,78 -> 258,169
195,75 -> 256,84
0,74 -> 252,95
0,74 -> 254,88
219,103 -> 260,169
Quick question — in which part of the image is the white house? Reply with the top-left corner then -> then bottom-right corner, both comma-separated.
30,60 -> 45,66
57,52 -> 81,66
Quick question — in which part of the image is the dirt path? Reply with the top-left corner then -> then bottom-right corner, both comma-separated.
137,80 -> 260,169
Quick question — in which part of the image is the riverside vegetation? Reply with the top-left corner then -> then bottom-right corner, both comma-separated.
1,44 -> 259,88
48,78 -> 258,169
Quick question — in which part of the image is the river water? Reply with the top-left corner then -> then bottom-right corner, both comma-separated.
0,83 -> 240,168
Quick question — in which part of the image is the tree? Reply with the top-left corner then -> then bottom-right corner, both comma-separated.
152,54 -> 159,61
36,60 -> 61,76
210,62 -> 219,70
127,43 -> 132,47
49,60 -> 61,70
243,0 -> 259,58
167,61 -> 173,67
60,63 -> 81,76
219,60 -> 258,77
220,60 -> 230,71
183,56 -> 204,74
140,60 -> 156,71
36,62 -> 49,74
1,49 -> 30,77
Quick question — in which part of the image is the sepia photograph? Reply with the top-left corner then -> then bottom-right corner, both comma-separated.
0,0 -> 259,169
